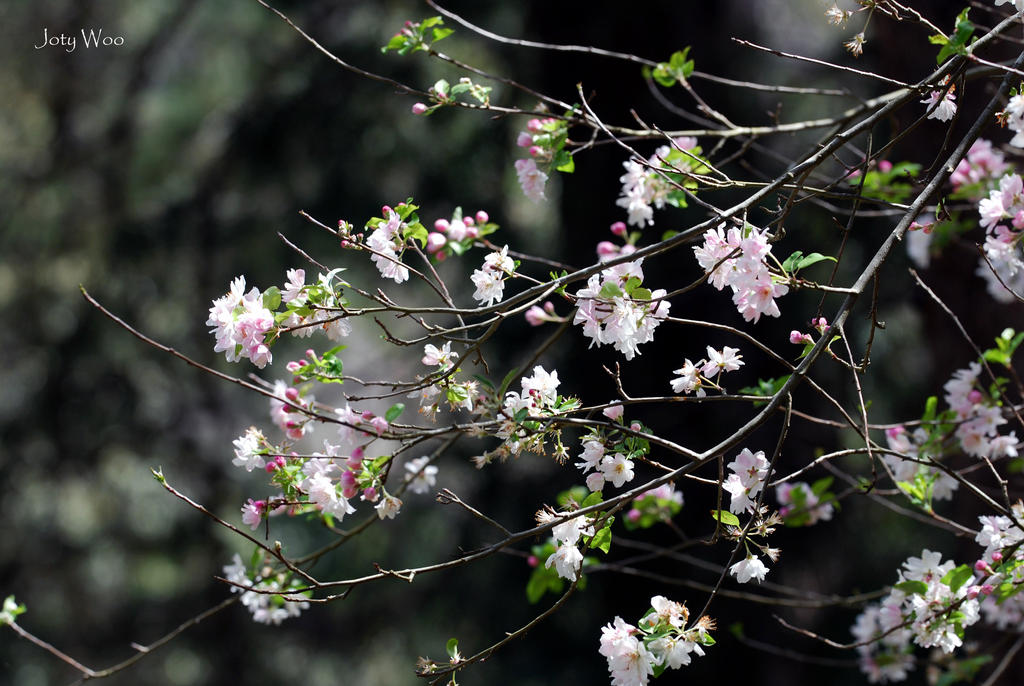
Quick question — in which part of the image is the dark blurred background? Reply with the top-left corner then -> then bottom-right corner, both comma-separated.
3,1 -> 1024,684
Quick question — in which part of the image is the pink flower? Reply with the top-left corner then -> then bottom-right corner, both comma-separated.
603,403 -> 624,421
515,158 -> 547,202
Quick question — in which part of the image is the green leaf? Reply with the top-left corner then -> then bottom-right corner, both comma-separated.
711,509 -> 740,527
553,149 -> 575,173
941,564 -> 974,593
936,8 -> 974,64
404,223 -> 429,248
431,27 -> 453,43
922,395 -> 938,423
590,518 -> 614,554
599,282 -> 624,299
894,580 -> 929,596
499,367 -> 521,398
446,637 -> 460,659
929,34 -> 948,46
581,491 -> 604,509
385,403 -> 405,423
661,230 -> 678,241
811,476 -> 834,496
796,252 -> 837,271
262,286 -> 282,311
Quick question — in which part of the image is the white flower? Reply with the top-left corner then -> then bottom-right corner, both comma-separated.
232,427 -> 266,471
375,492 -> 403,520
730,555 -> 769,584
404,456 -> 438,494
545,543 -> 584,581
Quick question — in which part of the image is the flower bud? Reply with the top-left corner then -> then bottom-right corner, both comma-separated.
434,218 -> 450,233
610,221 -> 627,237
475,210 -> 489,224
411,102 -> 428,115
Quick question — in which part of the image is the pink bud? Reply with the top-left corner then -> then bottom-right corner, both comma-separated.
981,583 -> 995,595
603,403 -> 624,421
527,555 -> 539,567
517,132 -> 533,147
435,251 -> 447,262
370,416 -> 389,435
527,118 -> 543,132
286,361 -> 303,373
790,331 -> 812,345
466,226 -> 479,239
886,426 -> 905,439
352,446 -> 365,461
411,102 -> 428,115
363,487 -> 379,502
426,232 -> 447,253
265,461 -> 278,473
878,160 -> 893,173
306,349 -> 316,358
610,221 -> 627,237
276,455 -> 287,468
381,205 -> 391,215
529,145 -> 543,157
254,500 -> 266,513
284,387 -> 300,402
630,422 -> 642,432
975,559 -> 990,573
361,410 -> 374,421
967,390 -> 983,405
596,241 -> 619,257
463,216 -> 475,227
346,454 -> 363,470
967,585 -> 981,599
434,218 -> 450,233
620,244 -> 637,256
993,551 -> 1004,562
525,305 -> 546,327
627,508 -> 642,522
340,470 -> 356,489
543,301 -> 555,314
475,210 -> 489,224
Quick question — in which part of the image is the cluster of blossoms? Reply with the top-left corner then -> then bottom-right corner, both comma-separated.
616,137 -> 700,227
670,345 -> 744,397
514,117 -> 572,202
471,245 -> 516,306
482,365 -> 577,462
599,596 -> 714,686
222,554 -> 310,625
536,508 -> 596,581
623,483 -> 684,530
425,208 -> 493,261
573,259 -> 670,360
693,224 -> 788,323
207,276 -> 277,368
951,138 -> 1008,196
852,550 -> 981,683
208,268 -> 355,370
944,361 -> 1017,458
976,171 -> 1024,301
775,481 -> 834,526
975,502 -> 1024,629
364,206 -> 412,283
723,447 -> 769,515
574,404 -> 654,493
886,358 -> 1018,501
409,341 -> 478,419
